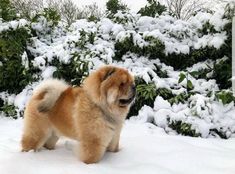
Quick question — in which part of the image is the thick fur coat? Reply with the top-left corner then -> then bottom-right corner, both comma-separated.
21,66 -> 135,164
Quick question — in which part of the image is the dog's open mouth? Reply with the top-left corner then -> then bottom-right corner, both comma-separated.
119,95 -> 135,107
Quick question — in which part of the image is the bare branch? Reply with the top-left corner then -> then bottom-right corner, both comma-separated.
10,0 -> 104,24
59,0 -> 78,25
11,0 -> 43,19
165,0 -> 206,20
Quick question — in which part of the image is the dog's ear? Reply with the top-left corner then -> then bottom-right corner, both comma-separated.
102,67 -> 116,81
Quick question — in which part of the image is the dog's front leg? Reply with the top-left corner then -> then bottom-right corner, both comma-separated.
107,125 -> 122,152
78,139 -> 107,164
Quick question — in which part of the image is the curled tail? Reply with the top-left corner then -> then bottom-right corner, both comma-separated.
33,79 -> 69,112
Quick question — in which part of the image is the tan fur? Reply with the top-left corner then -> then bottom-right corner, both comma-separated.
21,66 -> 135,164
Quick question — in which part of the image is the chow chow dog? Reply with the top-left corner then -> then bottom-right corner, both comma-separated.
21,65 -> 136,164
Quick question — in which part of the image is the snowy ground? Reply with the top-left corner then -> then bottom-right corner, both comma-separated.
0,117 -> 235,174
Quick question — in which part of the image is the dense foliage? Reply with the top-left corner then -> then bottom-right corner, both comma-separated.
0,0 -> 17,21
138,0 -> 167,17
0,0 -> 234,138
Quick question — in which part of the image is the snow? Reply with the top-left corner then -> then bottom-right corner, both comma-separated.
33,56 -> 46,70
0,19 -> 28,33
0,92 -> 16,105
194,33 -> 227,49
154,96 -> 172,111
0,117 -> 235,174
18,9 -> 229,79
132,95 -> 235,138
21,52 -> 29,69
41,66 -> 57,79
0,11 -> 231,136
1,2 -> 235,173
0,0 -> 234,140
208,33 -> 227,49
14,90 -> 30,111
1,6 -> 235,167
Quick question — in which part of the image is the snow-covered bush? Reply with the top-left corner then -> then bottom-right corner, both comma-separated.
128,78 -> 158,118
0,19 -> 36,117
216,90 -> 235,105
138,0 -> 167,17
31,7 -> 61,36
131,93 -> 235,138
51,55 -> 91,86
106,0 -> 128,18
0,1 -> 234,138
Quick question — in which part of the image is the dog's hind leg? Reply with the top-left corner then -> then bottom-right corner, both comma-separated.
43,131 -> 59,150
21,113 -> 52,152
21,130 -> 51,152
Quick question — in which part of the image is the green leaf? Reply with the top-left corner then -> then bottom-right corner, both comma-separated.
189,71 -> 200,78
205,64 -> 212,70
187,80 -> 194,90
178,73 -> 186,83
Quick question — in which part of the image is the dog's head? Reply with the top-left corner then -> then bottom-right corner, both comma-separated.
83,66 -> 135,116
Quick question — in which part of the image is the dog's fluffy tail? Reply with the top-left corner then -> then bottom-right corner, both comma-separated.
33,79 -> 69,112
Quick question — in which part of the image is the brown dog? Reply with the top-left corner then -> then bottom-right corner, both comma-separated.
21,65 -> 136,164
